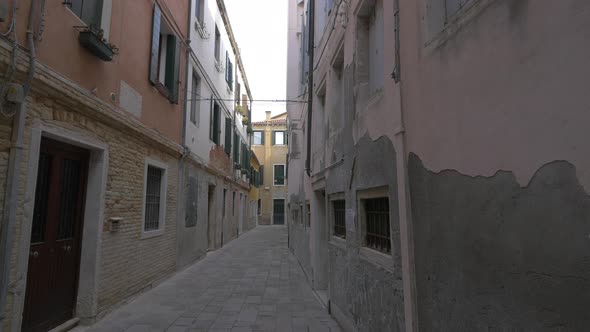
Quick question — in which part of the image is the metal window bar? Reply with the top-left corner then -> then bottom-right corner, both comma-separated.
145,166 -> 163,231
365,198 -> 391,254
333,200 -> 346,238
57,159 -> 81,240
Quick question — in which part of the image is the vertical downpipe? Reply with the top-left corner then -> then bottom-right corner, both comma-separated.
305,0 -> 315,176
0,1 -> 38,329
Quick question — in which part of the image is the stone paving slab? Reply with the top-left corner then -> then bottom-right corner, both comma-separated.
75,226 -> 341,332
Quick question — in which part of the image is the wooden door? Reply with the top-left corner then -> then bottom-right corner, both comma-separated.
273,199 -> 285,225
22,138 -> 89,332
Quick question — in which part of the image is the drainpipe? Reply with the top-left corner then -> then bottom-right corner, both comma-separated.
175,0 -> 192,270
391,0 -> 418,330
0,0 -> 39,328
305,0 -> 314,177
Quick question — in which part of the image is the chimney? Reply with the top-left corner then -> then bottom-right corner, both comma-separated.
265,111 -> 271,122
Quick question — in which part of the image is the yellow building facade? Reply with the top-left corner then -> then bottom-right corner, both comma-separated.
251,112 -> 288,225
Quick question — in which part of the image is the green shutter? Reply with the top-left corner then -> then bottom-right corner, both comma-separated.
260,165 -> 264,185
149,4 -> 161,85
284,131 -> 288,145
165,34 -> 180,104
209,98 -> 214,141
271,131 -> 275,145
233,132 -> 240,163
225,118 -> 232,155
261,131 -> 265,145
81,0 -> 103,27
214,105 -> 220,144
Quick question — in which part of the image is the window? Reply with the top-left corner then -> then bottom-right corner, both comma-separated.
222,189 -> 227,217
68,0 -> 103,27
363,197 -> 390,254
209,100 -> 221,144
186,176 -> 198,227
233,132 -> 240,163
332,200 -> 346,238
273,131 -> 286,145
143,160 -> 167,238
224,118 -> 232,155
253,131 -> 264,145
190,72 -> 200,125
195,0 -> 204,25
258,199 -> 262,215
225,51 -> 234,90
149,4 -> 180,103
232,192 -> 236,216
306,202 -> 311,227
368,1 -> 384,94
214,25 -> 221,62
273,164 -> 285,186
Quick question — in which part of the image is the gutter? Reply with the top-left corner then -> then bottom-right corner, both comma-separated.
0,0 -> 39,328
175,0 -> 192,270
305,0 -> 315,177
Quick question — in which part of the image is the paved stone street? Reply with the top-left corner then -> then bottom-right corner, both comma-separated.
80,226 -> 341,332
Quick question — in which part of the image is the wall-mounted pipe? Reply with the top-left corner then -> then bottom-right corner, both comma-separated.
0,0 -> 40,328
305,0 -> 315,177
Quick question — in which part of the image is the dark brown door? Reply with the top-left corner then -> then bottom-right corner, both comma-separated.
22,138 -> 89,332
273,199 -> 285,225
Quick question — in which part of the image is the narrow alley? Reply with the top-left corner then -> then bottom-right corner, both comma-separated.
78,226 -> 340,332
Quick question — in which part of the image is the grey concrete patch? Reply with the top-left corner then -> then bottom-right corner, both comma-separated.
409,153 -> 590,331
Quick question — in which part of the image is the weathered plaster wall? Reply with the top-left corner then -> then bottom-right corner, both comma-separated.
409,153 -> 590,331
321,135 -> 405,332
402,0 -> 590,190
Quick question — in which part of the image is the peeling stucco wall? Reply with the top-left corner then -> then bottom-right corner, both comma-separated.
410,153 -> 590,331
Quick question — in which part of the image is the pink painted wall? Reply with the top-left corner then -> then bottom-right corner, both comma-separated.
3,0 -> 188,143
400,0 -> 590,189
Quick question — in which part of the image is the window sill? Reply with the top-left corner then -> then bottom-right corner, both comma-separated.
141,228 -> 165,240
329,236 -> 347,251
359,247 -> 393,273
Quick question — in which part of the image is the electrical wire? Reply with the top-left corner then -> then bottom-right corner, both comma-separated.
184,89 -> 307,104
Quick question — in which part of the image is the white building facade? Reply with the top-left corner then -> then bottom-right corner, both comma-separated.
177,0 -> 254,269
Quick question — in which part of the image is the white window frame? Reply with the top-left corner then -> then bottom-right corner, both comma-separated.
273,164 -> 286,186
65,0 -> 113,40
253,131 -> 264,145
273,131 -> 286,145
357,187 -> 394,272
141,158 -> 168,239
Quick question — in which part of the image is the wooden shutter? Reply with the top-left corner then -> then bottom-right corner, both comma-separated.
225,118 -> 232,155
260,165 -> 264,185
80,0 -> 103,27
209,98 -> 214,141
233,132 -> 239,163
225,52 -> 230,83
165,34 -> 181,104
261,131 -> 265,145
164,35 -> 180,104
271,131 -> 276,145
214,104 -> 221,144
149,4 -> 162,85
284,131 -> 288,145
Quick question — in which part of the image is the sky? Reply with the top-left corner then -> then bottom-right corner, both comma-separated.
224,0 -> 288,122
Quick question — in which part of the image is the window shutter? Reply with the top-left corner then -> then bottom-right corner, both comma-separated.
165,34 -> 181,104
285,131 -> 288,145
233,132 -> 240,162
81,0 -> 103,27
149,4 -> 161,85
261,131 -> 265,145
225,51 -> 230,83
214,105 -> 221,144
260,165 -> 264,185
225,118 -> 232,155
209,98 -> 214,141
272,131 -> 276,145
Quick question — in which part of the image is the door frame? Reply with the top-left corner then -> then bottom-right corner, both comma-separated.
12,121 -> 108,331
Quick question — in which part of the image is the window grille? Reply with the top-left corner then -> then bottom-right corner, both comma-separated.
145,166 -> 163,231
333,200 -> 346,238
364,197 -> 390,254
